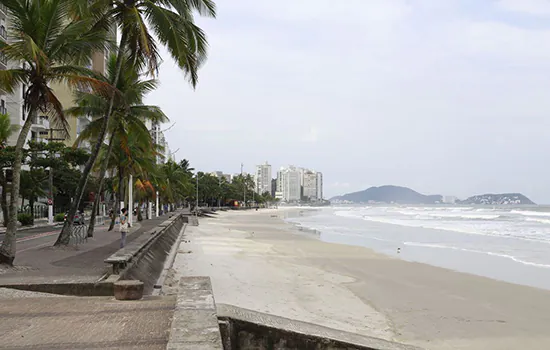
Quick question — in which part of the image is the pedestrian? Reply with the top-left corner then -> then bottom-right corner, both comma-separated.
119,208 -> 129,248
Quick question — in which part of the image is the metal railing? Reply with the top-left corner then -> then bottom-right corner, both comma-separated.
70,224 -> 89,245
0,25 -> 6,40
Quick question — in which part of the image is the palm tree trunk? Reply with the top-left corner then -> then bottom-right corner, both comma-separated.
87,133 -> 116,237
29,197 -> 35,225
0,172 -> 9,227
0,109 -> 34,265
109,166 -> 124,231
137,201 -> 143,221
56,33 -> 128,246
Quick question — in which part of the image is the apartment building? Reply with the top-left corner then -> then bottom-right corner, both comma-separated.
254,162 -> 272,195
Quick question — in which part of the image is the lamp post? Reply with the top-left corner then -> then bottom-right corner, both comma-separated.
196,174 -> 199,217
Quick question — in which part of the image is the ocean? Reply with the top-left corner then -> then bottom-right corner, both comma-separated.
284,205 -> 550,290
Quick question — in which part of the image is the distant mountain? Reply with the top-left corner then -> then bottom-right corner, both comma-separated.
458,193 -> 535,205
331,185 -> 442,204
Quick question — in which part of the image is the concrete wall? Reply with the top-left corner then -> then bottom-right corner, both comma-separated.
216,304 -> 421,350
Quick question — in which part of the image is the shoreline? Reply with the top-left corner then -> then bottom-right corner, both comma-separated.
287,207 -> 550,291
172,208 -> 550,350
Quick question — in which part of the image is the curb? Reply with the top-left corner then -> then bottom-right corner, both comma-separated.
0,223 -> 62,234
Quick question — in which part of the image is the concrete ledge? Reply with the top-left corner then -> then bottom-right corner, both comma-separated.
216,304 -> 422,350
114,280 -> 144,300
166,277 -> 223,350
0,281 -> 114,296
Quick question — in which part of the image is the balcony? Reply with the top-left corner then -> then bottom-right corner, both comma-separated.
0,25 -> 6,40
31,115 -> 48,130
0,105 -> 6,115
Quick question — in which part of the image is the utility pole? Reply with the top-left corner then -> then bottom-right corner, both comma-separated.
46,128 -> 64,224
195,174 -> 199,217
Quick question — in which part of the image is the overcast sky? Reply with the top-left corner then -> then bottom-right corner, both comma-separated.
145,0 -> 550,203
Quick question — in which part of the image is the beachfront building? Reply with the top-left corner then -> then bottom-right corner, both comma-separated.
210,171 -> 232,183
277,166 -> 301,202
254,162 -> 272,195
1,6 -> 48,147
302,171 -> 318,201
316,172 -> 323,200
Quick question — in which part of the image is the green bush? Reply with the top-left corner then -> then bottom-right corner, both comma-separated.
17,213 -> 33,226
54,213 -> 65,222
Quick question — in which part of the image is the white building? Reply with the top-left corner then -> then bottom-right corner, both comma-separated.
277,166 -> 301,202
150,121 -> 169,164
254,162 -> 272,195
210,171 -> 232,183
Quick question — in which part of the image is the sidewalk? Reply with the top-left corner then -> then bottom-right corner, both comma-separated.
0,212 -> 178,284
0,293 -> 176,350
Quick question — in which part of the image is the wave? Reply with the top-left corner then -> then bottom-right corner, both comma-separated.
426,213 -> 502,220
512,210 -> 550,217
403,242 -> 550,269
525,217 -> 550,225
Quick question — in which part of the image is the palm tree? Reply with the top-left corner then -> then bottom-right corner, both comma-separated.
0,0 -> 112,264
0,113 -> 18,226
99,124 -> 158,230
159,160 -> 193,209
63,0 -> 217,238
55,54 -> 167,241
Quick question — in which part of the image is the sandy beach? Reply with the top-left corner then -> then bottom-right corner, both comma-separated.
171,208 -> 550,349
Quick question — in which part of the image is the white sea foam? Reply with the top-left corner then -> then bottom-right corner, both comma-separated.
511,210 -> 550,217
403,242 -> 550,269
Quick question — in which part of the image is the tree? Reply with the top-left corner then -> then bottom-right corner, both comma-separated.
0,113 -> 18,226
63,0 -> 217,240
0,0 -> 112,264
19,169 -> 47,224
55,53 -> 167,241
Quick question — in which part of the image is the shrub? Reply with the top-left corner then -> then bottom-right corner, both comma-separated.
17,213 -> 33,226
54,213 -> 65,222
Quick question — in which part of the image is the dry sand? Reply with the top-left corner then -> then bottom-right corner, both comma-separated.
171,209 -> 550,350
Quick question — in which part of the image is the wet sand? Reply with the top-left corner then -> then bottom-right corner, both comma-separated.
171,209 -> 550,349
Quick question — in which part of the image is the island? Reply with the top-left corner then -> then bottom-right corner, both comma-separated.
458,193 -> 535,205
331,185 -> 442,204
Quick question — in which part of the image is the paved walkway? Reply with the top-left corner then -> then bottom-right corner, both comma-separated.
0,212 -> 179,284
0,294 -> 176,349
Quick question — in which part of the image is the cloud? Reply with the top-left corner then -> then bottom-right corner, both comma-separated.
147,0 -> 550,203
496,0 -> 550,16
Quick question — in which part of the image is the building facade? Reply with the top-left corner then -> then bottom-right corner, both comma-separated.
302,171 -> 318,201
277,166 -> 301,202
254,162 -> 272,195
316,172 -> 323,201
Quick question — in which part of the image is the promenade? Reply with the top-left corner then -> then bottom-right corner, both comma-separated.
0,212 -> 180,350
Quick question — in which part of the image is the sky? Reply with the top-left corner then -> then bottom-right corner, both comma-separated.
145,0 -> 550,203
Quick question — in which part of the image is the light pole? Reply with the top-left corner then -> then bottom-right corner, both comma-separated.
195,174 -> 199,217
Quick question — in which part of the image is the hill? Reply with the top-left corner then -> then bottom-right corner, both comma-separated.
331,185 -> 442,204
458,193 -> 535,205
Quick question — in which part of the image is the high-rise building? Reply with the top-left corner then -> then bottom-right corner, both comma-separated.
254,162 -> 272,195
1,7 -> 112,149
302,171 -> 318,201
271,178 -> 277,198
316,172 -> 323,200
277,166 -> 301,202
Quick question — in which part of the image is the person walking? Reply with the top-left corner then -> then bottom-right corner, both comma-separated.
119,208 -> 129,248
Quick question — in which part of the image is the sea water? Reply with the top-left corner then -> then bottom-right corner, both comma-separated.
285,205 -> 550,290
